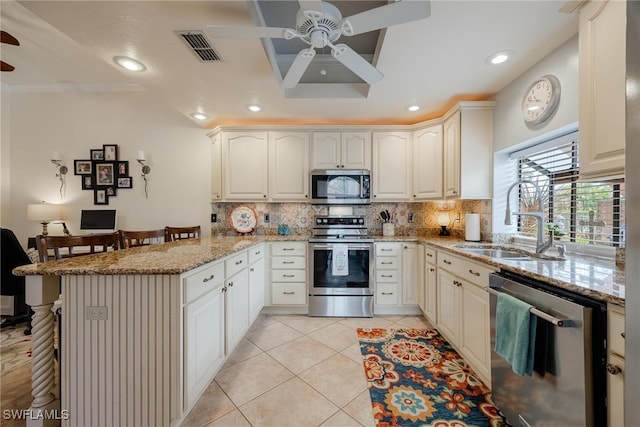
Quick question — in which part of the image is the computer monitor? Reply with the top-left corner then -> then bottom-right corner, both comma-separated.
80,209 -> 117,233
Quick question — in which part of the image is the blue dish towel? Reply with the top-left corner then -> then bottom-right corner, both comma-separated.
494,292 -> 537,376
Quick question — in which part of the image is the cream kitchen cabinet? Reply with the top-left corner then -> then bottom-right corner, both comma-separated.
402,243 -> 419,305
375,242 -> 401,307
422,246 -> 437,325
578,0 -> 626,180
311,131 -> 371,170
183,260 -> 225,411
269,242 -> 307,306
225,251 -> 250,354
372,131 -> 412,201
223,131 -> 269,200
413,125 -> 443,200
436,250 -> 495,385
443,102 -> 494,199
607,303 -> 625,427
248,244 -> 265,324
211,132 -> 222,201
269,131 -> 310,201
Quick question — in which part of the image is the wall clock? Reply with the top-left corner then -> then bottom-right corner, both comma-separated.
521,74 -> 561,125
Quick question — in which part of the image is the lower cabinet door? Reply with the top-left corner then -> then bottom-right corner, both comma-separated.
460,280 -> 491,385
424,263 -> 437,325
248,258 -> 265,324
436,269 -> 460,345
184,284 -> 225,410
607,353 -> 625,427
226,268 -> 250,354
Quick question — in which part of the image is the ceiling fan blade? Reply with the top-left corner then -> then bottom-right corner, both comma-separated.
1,31 -> 20,46
283,48 -> 316,88
298,0 -> 324,12
205,25 -> 290,39
1,60 -> 15,72
331,44 -> 382,85
342,0 -> 431,36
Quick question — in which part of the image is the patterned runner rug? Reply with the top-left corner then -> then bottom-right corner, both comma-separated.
357,327 -> 508,427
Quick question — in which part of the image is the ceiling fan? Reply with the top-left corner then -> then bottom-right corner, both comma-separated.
205,0 -> 430,88
1,31 -> 20,72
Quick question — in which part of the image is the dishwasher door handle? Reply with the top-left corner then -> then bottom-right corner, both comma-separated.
484,286 -> 572,327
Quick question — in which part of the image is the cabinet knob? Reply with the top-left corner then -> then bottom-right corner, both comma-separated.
427,253 -> 433,258
202,274 -> 215,282
337,165 -> 340,168
235,260 -> 243,265
606,363 -> 622,375
468,269 -> 480,277
250,268 -> 255,272
621,332 -> 626,339
263,194 -> 267,198
429,268 -> 435,272
443,259 -> 452,265
413,194 -> 416,198
374,194 -> 377,198
228,282 -> 234,287
305,195 -> 308,198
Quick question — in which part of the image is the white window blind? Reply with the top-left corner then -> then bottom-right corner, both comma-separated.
513,134 -> 625,247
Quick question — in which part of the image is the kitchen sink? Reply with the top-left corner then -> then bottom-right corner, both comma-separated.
458,248 -> 533,259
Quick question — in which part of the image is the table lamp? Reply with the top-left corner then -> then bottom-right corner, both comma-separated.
438,212 -> 450,236
27,203 -> 61,236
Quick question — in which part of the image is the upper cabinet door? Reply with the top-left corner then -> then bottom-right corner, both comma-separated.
269,131 -> 310,201
341,132 -> 371,170
223,131 -> 269,200
211,132 -> 223,201
413,125 -> 443,200
372,131 -> 412,201
311,131 -> 371,170
579,0 -> 626,180
443,112 -> 461,198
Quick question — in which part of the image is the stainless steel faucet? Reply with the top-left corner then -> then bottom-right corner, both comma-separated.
505,180 -> 554,254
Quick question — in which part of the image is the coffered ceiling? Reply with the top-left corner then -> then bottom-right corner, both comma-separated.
0,1 -> 578,127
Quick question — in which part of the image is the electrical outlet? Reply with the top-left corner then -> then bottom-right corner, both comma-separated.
264,213 -> 270,223
86,306 -> 108,320
211,213 -> 217,223
408,213 -> 414,223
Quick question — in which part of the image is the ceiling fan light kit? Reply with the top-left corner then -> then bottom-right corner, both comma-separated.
205,0 -> 430,90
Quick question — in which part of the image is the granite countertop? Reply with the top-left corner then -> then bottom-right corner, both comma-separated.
15,233 -> 624,306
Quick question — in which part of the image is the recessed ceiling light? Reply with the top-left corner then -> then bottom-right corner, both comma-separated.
485,50 -> 515,65
190,112 -> 208,120
113,56 -> 146,72
406,105 -> 420,112
247,104 -> 262,112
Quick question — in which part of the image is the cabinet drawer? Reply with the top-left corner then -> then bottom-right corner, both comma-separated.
271,269 -> 306,282
425,247 -> 437,263
376,243 -> 400,256
272,256 -> 306,269
438,251 -> 495,286
376,257 -> 398,270
376,283 -> 398,305
608,305 -> 625,357
376,270 -> 398,282
272,282 -> 306,305
225,251 -> 248,278
183,261 -> 224,303
248,244 -> 264,264
271,242 -> 306,256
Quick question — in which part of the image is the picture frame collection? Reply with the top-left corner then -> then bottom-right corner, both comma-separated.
74,144 -> 133,205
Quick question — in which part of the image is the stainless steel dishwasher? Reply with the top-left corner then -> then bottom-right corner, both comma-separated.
488,272 -> 607,427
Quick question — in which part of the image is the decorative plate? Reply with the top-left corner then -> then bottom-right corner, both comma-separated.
230,206 -> 257,234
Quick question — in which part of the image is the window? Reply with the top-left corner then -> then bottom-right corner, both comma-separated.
511,132 -> 625,247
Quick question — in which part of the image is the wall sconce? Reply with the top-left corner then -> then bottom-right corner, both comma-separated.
137,151 -> 151,198
51,152 -> 68,198
27,202 -> 62,236
438,212 -> 451,236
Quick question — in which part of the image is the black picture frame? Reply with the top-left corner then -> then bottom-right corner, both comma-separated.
94,189 -> 108,205
103,144 -> 118,161
116,161 -> 129,177
106,186 -> 117,197
74,160 -> 92,175
90,149 -> 104,161
117,176 -> 132,189
95,162 -> 115,186
82,175 -> 94,190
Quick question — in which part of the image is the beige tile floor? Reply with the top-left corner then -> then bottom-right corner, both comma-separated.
181,314 -> 432,427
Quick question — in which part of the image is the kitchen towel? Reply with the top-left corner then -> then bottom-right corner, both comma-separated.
332,244 -> 349,276
494,292 -> 537,376
465,213 -> 481,241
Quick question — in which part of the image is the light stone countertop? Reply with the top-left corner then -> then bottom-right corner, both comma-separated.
14,233 -> 624,306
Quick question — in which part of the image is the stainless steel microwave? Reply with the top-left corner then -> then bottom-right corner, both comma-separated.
310,169 -> 371,205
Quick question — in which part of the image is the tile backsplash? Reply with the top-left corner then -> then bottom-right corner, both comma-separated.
211,200 -> 493,240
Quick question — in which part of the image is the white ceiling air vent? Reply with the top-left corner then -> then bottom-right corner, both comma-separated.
176,31 -> 221,62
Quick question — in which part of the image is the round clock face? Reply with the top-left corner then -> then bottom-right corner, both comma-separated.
522,74 -> 561,125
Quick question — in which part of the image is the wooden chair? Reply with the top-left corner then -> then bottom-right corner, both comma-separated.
119,229 -> 165,249
36,232 -> 120,262
164,226 -> 201,242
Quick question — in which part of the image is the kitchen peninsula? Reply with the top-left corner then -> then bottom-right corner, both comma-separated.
14,234 -> 624,426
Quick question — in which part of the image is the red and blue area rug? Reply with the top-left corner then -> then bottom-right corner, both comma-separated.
357,327 -> 508,427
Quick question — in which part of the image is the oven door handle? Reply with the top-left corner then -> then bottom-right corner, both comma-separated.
310,243 -> 372,250
485,286 -> 572,327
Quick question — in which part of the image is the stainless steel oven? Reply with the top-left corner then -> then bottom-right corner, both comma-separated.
308,214 -> 373,317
